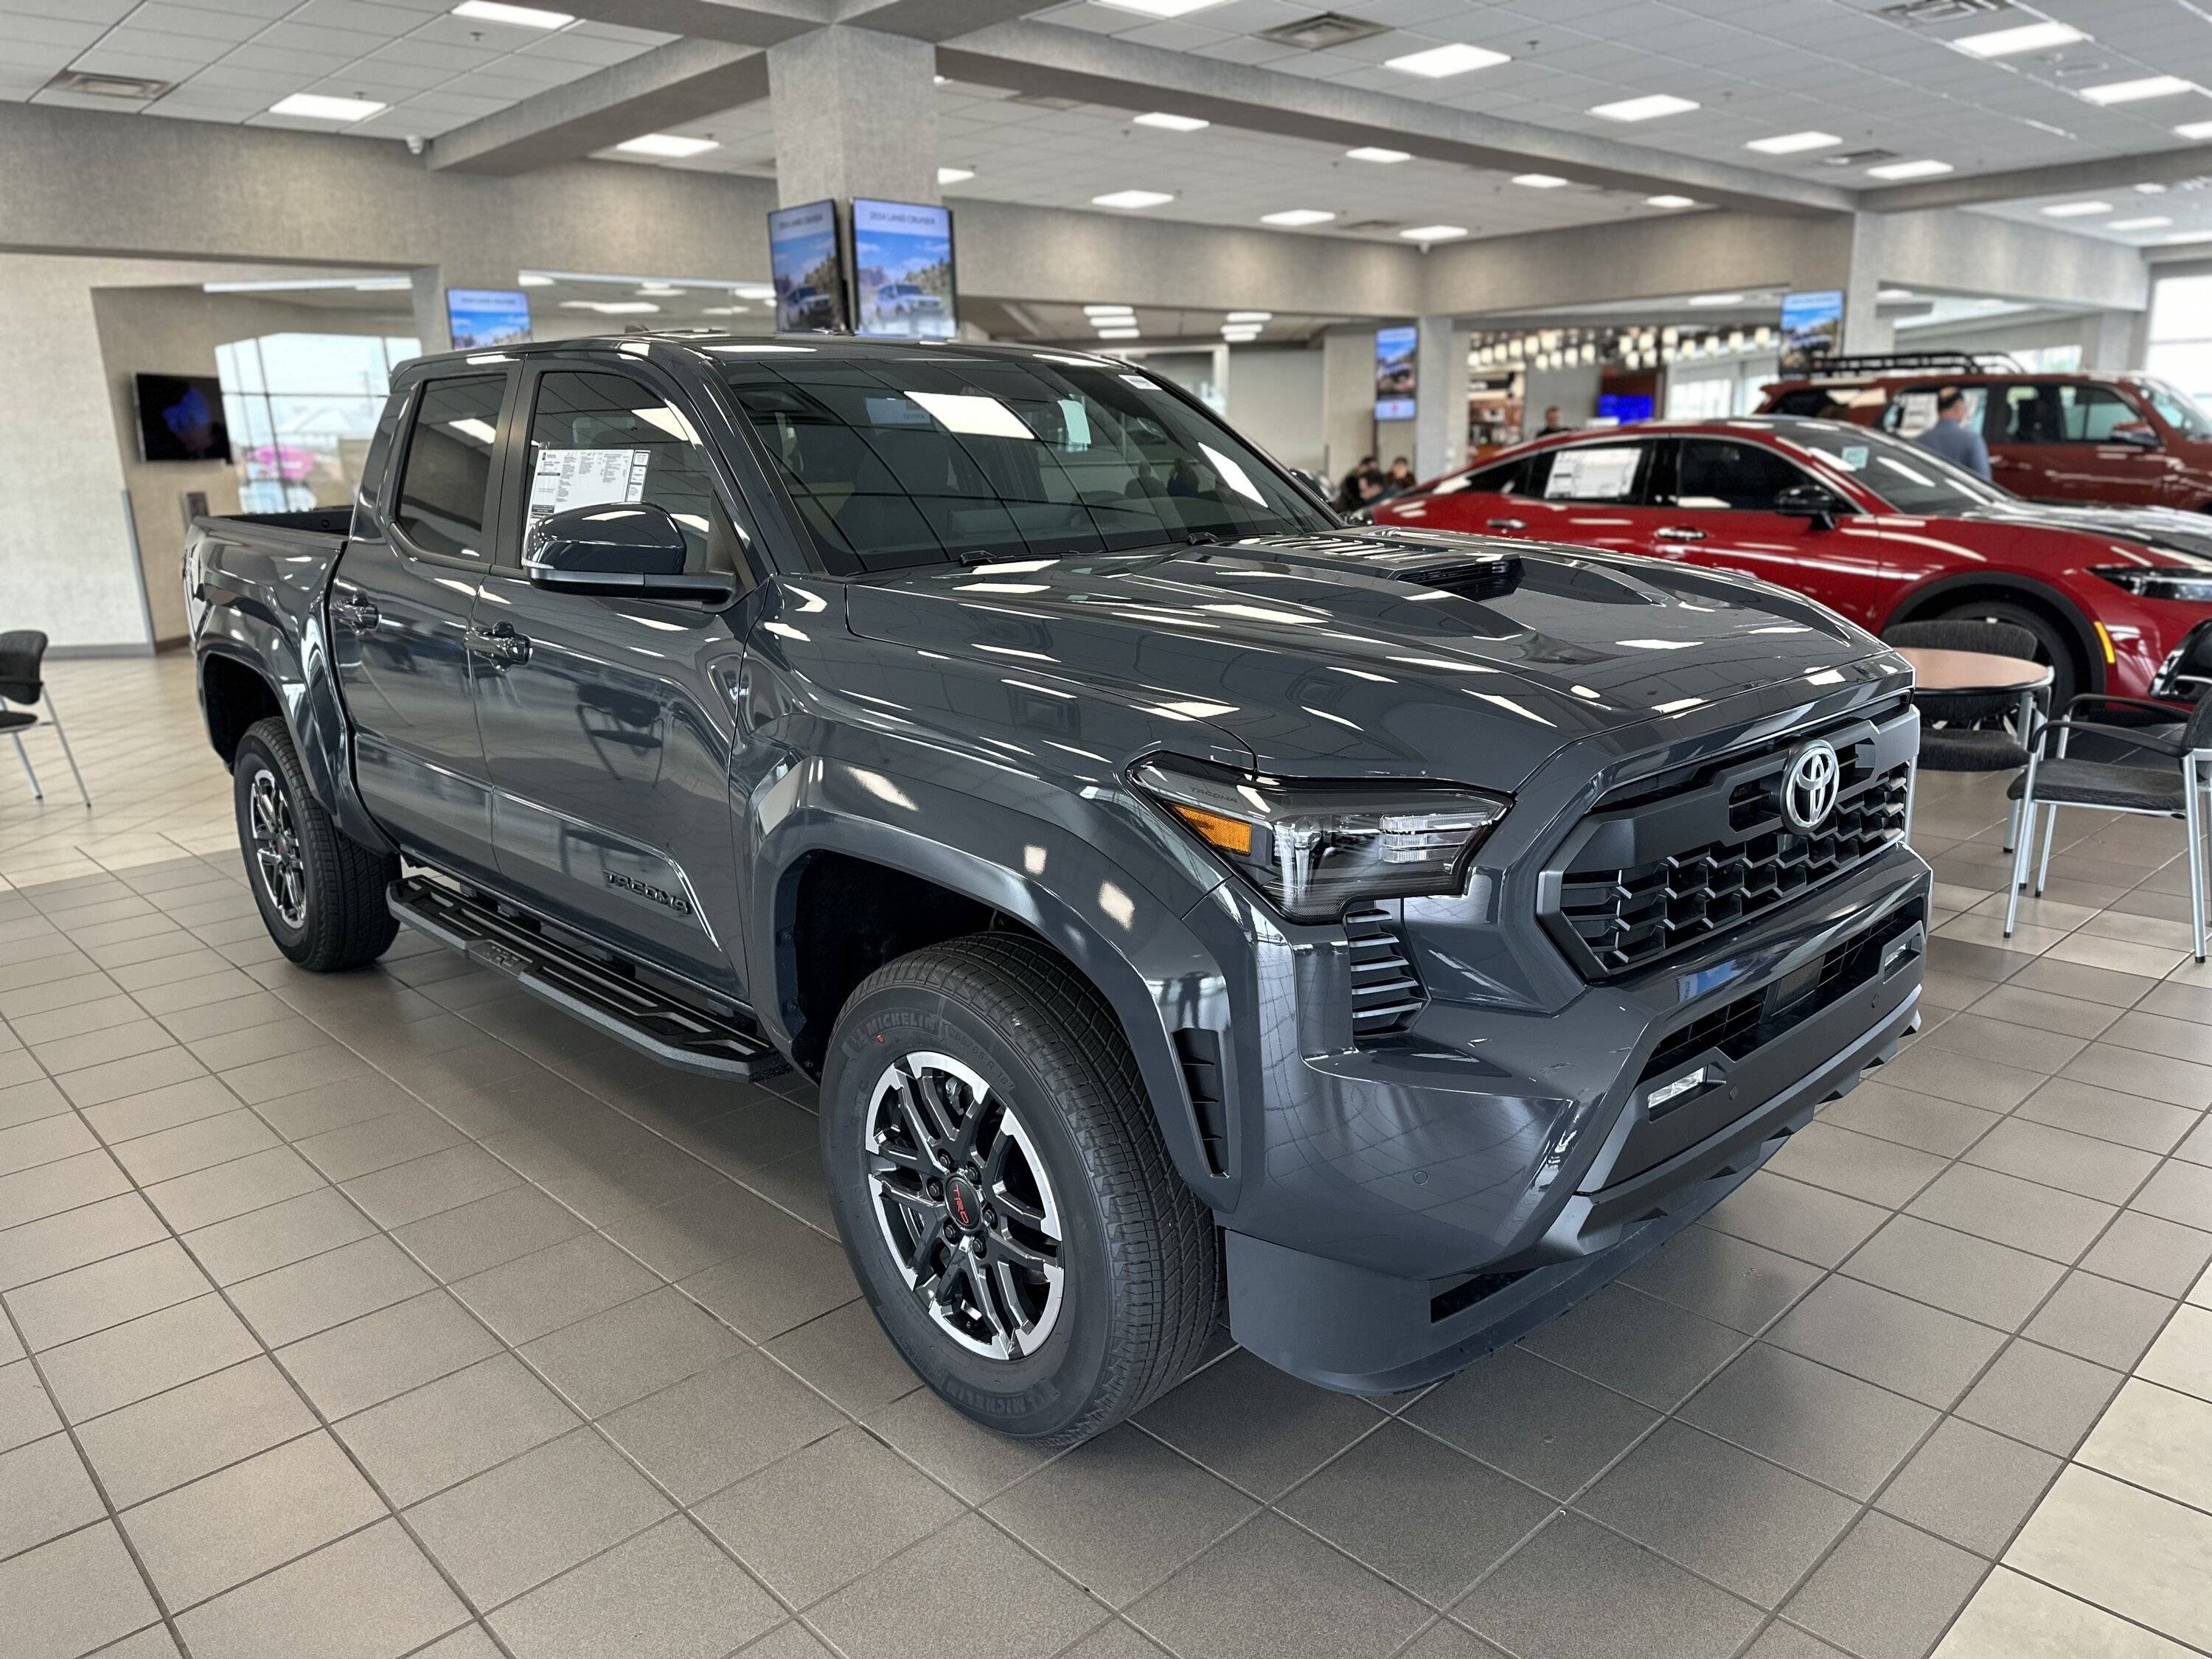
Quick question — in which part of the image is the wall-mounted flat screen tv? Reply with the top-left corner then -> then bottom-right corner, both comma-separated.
768,199 -> 850,333
134,373 -> 233,463
852,198 -> 957,341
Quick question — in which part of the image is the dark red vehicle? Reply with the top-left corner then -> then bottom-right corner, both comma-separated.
1757,357 -> 2212,512
1372,415 -> 2212,712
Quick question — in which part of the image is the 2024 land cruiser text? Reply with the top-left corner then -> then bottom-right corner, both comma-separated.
186,335 -> 1929,1444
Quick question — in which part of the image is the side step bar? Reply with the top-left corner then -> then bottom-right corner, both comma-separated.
386,875 -> 789,1081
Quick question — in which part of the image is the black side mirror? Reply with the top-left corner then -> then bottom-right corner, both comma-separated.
524,504 -> 731,602
1774,483 -> 1844,529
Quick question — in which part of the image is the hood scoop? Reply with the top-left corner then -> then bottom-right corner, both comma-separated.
1398,555 -> 1523,599
1215,531 -> 1523,594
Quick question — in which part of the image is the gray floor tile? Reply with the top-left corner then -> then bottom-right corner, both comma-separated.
1679,1342 -> 1937,1500
229,1233 -> 436,1348
296,1105 -> 469,1186
278,1288 -> 502,1419
672,1217 -> 859,1343
336,1353 -> 582,1507
601,1349 -> 844,1506
341,1142 -> 525,1231
1739,1626 -> 1851,1658
1137,1347 -> 1385,1500
183,1186 -> 378,1287
0,1192 -> 167,1292
485,1516 -> 781,1659
1874,1416 -> 2059,1559
80,1077 -> 244,1148
1700,1171 -> 1890,1268
985,1423 -> 1257,1607
406,1427 -> 673,1609
0,1522 -> 161,1659
1964,1119 -> 2160,1205
0,1077 -> 70,1133
1578,1419 -> 1859,1607
1782,1512 -> 1988,1659
692,1424 -> 962,1605
0,1430 -> 106,1561
1767,1274 -> 2006,1408
391,1183 -> 585,1283
1840,1214 -> 2065,1331
1405,1344 -> 1659,1500
1056,1621 -> 1183,1659
862,1384 -> 1053,1506
1519,1281 -> 1747,1411
759,1300 -> 919,1417
253,1076 -> 425,1144
812,1512 -> 1107,1659
39,1294 -> 260,1424
0,1357 -> 64,1453
1818,1083 -> 2000,1160
0,1110 -> 101,1178
4,1238 -> 212,1351
142,1144 -> 327,1233
174,1519 -> 467,1659
451,1233 -> 663,1347
0,1147 -> 131,1232
108,1109 -> 280,1188
2012,1077 -> 2200,1155
2020,1270 -> 2175,1369
119,1430 -> 384,1610
520,1286 -> 746,1419
1877,1045 -> 2044,1111
77,1357 -> 319,1508
59,1048 -> 210,1112
1765,1121 -> 1949,1208
1453,1512 -> 1763,1659
1905,1164 -> 2117,1263
1130,1510 -> 1427,1659
2133,1159 -> 2212,1231
2080,1211 -> 2212,1297
1966,984 -> 2124,1040
1953,1338 -> 2126,1457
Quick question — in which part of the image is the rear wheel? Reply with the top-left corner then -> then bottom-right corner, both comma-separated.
233,717 -> 399,972
1937,598 -> 2081,716
821,933 -> 1219,1445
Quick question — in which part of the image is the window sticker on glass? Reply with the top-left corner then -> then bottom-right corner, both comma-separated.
1840,445 -> 1870,471
528,448 -> 649,525
1545,446 -> 1640,501
1893,392 -> 1938,438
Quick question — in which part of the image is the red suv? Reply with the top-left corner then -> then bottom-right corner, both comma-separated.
1759,357 -> 2212,511
1371,415 -> 2212,712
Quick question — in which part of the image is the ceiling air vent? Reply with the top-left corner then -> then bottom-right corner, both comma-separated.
1011,92 -> 1082,111
1335,218 -> 1404,233
1876,0 -> 2011,23
1823,147 -> 1900,167
44,69 -> 173,100
1256,12 -> 1390,51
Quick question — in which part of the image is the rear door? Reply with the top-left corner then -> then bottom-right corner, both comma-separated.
1638,435 -> 1888,625
1986,380 -> 2170,506
471,357 -> 763,995
330,371 -> 509,883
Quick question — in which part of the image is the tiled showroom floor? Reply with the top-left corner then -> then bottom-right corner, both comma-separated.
3,654 -> 2211,1659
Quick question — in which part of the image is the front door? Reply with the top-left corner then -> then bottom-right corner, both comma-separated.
472,361 -> 761,995
1506,439 -> 1665,554
330,372 -> 509,884
1986,381 -> 2172,506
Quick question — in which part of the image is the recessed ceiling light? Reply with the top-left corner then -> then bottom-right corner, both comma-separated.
450,0 -> 572,27
1512,173 -> 1569,188
2110,216 -> 2174,231
937,166 -> 974,184
1093,189 -> 1174,209
1083,304 -> 1135,316
1866,159 -> 1954,179
2138,182 -> 2170,194
518,274 -> 553,288
1222,327 -> 1259,338
1225,311 -> 1272,322
1133,111 -> 1209,132
1261,208 -> 1335,226
1385,42 -> 1511,78
2167,231 -> 2212,245
268,92 -> 386,122
2042,200 -> 2113,217
1746,131 -> 1840,154
1953,19 -> 2087,58
1346,147 -> 1411,163
1400,223 -> 1468,241
1096,327 -> 1142,339
2081,76 -> 2197,105
560,300 -> 659,314
1645,195 -> 1697,209
1590,94 -> 1699,122
2178,120 -> 2212,140
637,284 -> 683,295
1689,293 -> 1745,306
1091,0 -> 1230,15
617,133 -> 718,157
699,305 -> 748,316
1877,288 -> 1915,301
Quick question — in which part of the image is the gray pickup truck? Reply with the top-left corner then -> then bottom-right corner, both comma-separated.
185,333 -> 1928,1444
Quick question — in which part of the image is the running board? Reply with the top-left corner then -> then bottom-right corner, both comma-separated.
386,876 -> 789,1081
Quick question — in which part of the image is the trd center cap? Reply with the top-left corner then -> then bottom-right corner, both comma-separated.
946,1177 -> 985,1233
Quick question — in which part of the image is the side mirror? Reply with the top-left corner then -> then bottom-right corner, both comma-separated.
1774,483 -> 1845,529
2112,421 -> 2161,449
524,504 -> 730,602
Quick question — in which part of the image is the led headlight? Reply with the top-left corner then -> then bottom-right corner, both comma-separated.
1132,756 -> 1508,922
2093,566 -> 2212,604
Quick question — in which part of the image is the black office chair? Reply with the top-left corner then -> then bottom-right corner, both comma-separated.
1885,619 -> 2046,852
2005,684 -> 2212,960
0,631 -> 91,808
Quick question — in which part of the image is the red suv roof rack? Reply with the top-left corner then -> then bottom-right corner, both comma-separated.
1780,349 -> 2024,380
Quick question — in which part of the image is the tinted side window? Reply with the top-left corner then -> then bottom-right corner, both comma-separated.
1768,387 -> 1853,419
1672,438 -> 1812,511
523,371 -> 737,574
1992,383 -> 2069,444
2060,384 -> 2135,442
394,376 -> 504,557
1437,456 -> 1529,497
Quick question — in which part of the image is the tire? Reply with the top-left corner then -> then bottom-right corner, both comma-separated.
233,717 -> 399,972
1937,598 -> 2081,716
821,933 -> 1219,1446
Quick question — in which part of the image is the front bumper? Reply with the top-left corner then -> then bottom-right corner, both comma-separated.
1217,846 -> 1927,1393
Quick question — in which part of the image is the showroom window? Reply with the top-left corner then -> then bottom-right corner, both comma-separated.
2149,273 -> 2212,407
217,332 -> 420,512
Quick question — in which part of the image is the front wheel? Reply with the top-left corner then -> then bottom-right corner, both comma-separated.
821,933 -> 1220,1446
233,717 -> 399,972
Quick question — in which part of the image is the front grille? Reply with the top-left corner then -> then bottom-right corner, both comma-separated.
1344,902 -> 1425,1037
1545,702 -> 1916,980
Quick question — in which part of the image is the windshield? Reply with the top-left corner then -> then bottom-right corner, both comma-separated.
2140,377 -> 2212,440
1770,420 -> 2011,514
719,349 -> 1335,571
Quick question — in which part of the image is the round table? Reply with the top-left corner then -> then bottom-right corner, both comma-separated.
1896,645 -> 2053,739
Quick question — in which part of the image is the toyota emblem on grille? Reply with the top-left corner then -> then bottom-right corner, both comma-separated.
1783,740 -> 1840,833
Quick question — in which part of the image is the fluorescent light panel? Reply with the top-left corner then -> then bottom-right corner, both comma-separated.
1689,293 -> 1744,306
1747,131 -> 1840,154
1261,208 -> 1335,226
1093,189 -> 1173,209
1954,19 -> 2086,58
2178,120 -> 2212,139
1512,173 -> 1568,188
616,132 -> 717,156
1083,304 -> 1134,316
1346,146 -> 1410,163
1133,111 -> 1208,131
1400,223 -> 1467,240
1590,94 -> 1698,122
2042,200 -> 2113,217
2110,217 -> 2173,230
450,0 -> 572,27
936,166 -> 974,184
1096,327 -> 1141,338
1090,0 -> 1228,15
2081,76 -> 2197,105
1646,194 -> 1697,208
1867,159 -> 1953,179
1385,42 -> 1510,77
268,92 -> 385,121
1225,311 -> 1271,322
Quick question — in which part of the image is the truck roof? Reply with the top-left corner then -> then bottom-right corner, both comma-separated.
401,332 -> 1121,373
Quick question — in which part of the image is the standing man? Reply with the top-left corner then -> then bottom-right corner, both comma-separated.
1915,387 -> 1992,481
1534,406 -> 1566,438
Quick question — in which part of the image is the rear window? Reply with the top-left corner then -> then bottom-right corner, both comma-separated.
720,351 -> 1332,571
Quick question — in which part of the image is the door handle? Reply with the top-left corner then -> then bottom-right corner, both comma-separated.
1653,526 -> 1707,543
329,597 -> 380,632
466,623 -> 532,667
1486,517 -> 1526,532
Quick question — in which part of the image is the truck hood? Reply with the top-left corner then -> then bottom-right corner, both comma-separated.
844,531 -> 1887,788
1950,499 -> 2212,563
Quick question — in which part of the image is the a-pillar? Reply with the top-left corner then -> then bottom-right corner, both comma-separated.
766,27 -> 937,208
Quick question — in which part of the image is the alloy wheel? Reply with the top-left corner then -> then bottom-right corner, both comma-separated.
248,767 -> 308,930
863,1050 -> 1065,1360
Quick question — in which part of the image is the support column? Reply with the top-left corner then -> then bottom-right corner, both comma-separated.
408,259 -> 523,355
1413,316 -> 1469,482
1840,214 -> 1893,356
1320,327 -> 1375,486
2084,308 -> 2147,372
767,27 -> 937,208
